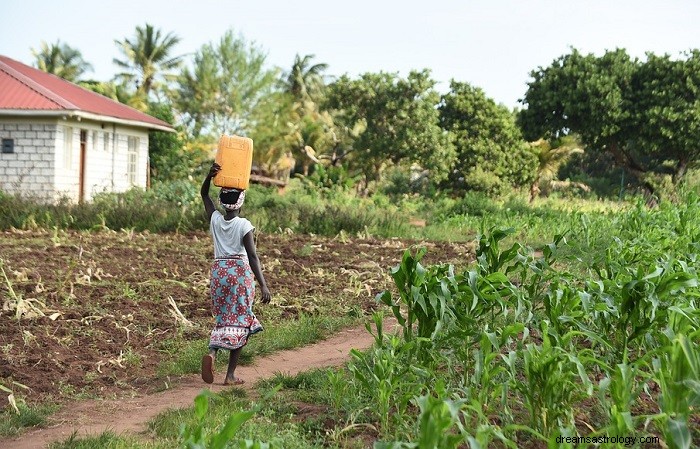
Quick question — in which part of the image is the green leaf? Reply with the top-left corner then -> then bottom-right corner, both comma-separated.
210,410 -> 255,449
667,418 -> 691,449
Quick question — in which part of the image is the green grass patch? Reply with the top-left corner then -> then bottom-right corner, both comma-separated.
157,314 -> 359,377
148,388 -> 326,448
0,402 -> 57,437
49,431 -> 164,449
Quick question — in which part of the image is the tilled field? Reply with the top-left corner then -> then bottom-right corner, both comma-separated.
0,228 -> 474,402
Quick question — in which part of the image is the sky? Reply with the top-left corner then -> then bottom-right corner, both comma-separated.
2,0 -> 699,108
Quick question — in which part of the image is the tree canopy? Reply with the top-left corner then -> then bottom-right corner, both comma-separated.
113,23 -> 183,102
326,70 -> 455,186
32,40 -> 93,82
174,30 -> 279,139
440,81 -> 536,194
519,48 -> 700,194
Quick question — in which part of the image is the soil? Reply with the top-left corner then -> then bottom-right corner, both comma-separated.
0,319 -> 396,449
0,228 -> 474,446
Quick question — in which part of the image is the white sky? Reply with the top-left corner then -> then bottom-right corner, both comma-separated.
2,0 -> 699,108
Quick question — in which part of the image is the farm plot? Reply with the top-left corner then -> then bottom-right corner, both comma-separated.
0,228 -> 474,402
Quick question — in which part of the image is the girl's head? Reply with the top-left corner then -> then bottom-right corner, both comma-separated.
219,188 -> 246,211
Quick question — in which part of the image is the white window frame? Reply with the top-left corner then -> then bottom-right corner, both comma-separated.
127,136 -> 139,185
63,126 -> 73,169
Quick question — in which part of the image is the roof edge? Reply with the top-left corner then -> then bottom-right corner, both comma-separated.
0,109 -> 176,133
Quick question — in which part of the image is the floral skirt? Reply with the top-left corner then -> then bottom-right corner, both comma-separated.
208,257 -> 263,351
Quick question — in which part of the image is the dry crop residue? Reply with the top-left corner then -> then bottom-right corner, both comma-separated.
0,229 -> 474,402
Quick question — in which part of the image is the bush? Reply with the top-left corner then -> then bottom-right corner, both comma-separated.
448,191 -> 500,217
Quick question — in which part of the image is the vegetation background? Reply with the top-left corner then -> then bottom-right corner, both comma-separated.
1,20 -> 699,449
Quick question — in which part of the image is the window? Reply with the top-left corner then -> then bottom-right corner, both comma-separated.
127,136 -> 139,185
91,130 -> 97,151
63,126 -> 73,168
1,139 -> 13,154
103,132 -> 110,152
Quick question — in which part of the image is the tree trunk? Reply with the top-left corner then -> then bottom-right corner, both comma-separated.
529,177 -> 541,203
672,158 -> 689,185
608,143 -> 656,198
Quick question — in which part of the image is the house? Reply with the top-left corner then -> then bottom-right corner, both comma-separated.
0,55 -> 174,202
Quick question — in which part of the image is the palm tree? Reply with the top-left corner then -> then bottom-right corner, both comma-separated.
32,40 -> 93,82
529,136 -> 584,202
284,54 -> 329,104
113,24 -> 183,98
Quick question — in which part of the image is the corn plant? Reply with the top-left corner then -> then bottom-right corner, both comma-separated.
597,362 -> 644,437
476,226 -> 522,276
651,333 -> 700,449
468,323 -> 527,421
506,321 -> 590,437
587,250 -> 698,364
378,392 -> 466,449
348,334 -> 423,437
179,390 -> 276,449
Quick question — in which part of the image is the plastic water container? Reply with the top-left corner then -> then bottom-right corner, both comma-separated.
213,135 -> 254,189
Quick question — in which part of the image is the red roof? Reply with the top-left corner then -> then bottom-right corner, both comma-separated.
0,55 -> 173,131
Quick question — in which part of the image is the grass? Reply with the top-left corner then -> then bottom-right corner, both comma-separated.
50,366 -> 376,448
7,184 -> 686,447
0,403 -> 57,437
148,387 -> 327,449
157,314 -> 360,377
49,432 -> 164,449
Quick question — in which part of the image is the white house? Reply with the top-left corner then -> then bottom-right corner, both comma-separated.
0,55 -> 174,202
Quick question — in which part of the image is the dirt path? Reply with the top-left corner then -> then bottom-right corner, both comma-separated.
3,321 -> 392,449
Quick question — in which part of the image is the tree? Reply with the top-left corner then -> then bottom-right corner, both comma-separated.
113,24 -> 183,101
519,48 -> 700,196
174,30 -> 278,139
528,136 -> 583,201
629,51 -> 700,185
284,54 -> 329,105
32,40 -> 93,82
279,54 -> 335,176
325,70 -> 455,187
439,81 -> 536,195
146,102 -> 190,182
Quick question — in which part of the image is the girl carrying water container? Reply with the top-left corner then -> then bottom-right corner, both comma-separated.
200,162 -> 271,385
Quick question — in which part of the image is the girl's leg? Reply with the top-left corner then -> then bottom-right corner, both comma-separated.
224,347 -> 243,384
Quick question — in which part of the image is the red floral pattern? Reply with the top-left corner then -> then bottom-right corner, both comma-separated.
208,257 -> 263,350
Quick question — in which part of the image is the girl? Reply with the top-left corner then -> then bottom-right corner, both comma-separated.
200,163 -> 271,385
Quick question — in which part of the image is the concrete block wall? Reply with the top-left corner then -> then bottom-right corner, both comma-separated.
0,117 -> 151,203
0,119 -> 56,201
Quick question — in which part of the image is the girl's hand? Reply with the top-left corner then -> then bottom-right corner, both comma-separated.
208,163 -> 221,178
260,286 -> 272,304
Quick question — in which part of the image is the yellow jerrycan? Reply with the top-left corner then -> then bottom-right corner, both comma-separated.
213,135 -> 254,189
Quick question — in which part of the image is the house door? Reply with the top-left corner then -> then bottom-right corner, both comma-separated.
79,130 -> 87,202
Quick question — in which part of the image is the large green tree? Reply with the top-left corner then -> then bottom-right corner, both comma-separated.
32,40 -> 93,82
174,30 -> 278,139
326,70 -> 455,186
439,81 -> 536,195
113,24 -> 183,101
519,48 -> 700,194
630,51 -> 700,184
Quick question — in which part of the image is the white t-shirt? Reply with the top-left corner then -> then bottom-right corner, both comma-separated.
209,211 -> 255,259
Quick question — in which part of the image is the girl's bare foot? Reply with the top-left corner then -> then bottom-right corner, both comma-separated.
223,376 -> 244,386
